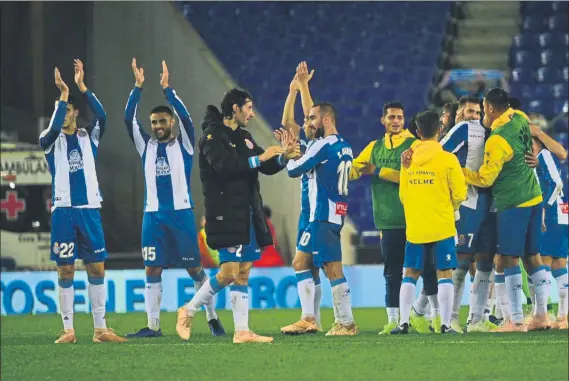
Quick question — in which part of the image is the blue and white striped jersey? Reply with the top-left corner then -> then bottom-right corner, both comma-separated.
439,120 -> 491,211
124,87 -> 195,212
535,149 -> 568,226
287,134 -> 353,225
39,91 -> 106,209
298,129 -> 318,223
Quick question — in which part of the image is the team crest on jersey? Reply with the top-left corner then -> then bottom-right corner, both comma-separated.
78,129 -> 87,137
561,203 -> 568,214
68,149 -> 84,172
155,157 -> 171,176
228,247 -> 237,253
244,138 -> 254,149
53,242 -> 60,255
207,134 -> 213,140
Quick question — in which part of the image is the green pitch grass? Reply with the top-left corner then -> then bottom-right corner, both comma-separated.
1,308 -> 567,381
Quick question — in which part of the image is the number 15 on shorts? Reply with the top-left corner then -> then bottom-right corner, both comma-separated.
143,246 -> 156,261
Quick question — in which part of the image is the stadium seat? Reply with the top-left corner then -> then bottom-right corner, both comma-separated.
511,67 -> 534,83
538,32 -> 566,49
553,100 -> 568,115
523,16 -> 546,32
549,15 -> 569,31
523,2 -> 554,15
540,49 -> 565,67
537,66 -> 560,83
534,84 -> 555,100
553,83 -> 568,99
552,1 -> 569,13
514,50 -> 541,69
512,34 -> 539,50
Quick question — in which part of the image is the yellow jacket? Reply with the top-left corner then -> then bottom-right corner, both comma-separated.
400,141 -> 467,244
349,130 -> 418,182
463,108 -> 542,208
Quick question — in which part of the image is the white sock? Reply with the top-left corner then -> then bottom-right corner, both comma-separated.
485,272 -> 495,319
296,270 -> 315,319
314,280 -> 322,326
470,270 -> 491,323
451,267 -> 467,321
399,279 -> 416,325
58,280 -> 74,330
438,279 -> 454,328
413,290 -> 429,315
504,267 -> 523,323
230,285 -> 249,332
554,270 -> 568,318
145,278 -> 162,330
428,294 -> 439,317
186,277 -> 222,317
331,278 -> 354,325
495,273 -> 510,320
531,267 -> 550,316
88,278 -> 107,329
528,278 -> 536,315
386,307 -> 399,323
193,270 -> 218,321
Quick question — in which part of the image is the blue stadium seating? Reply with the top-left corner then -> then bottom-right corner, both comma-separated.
179,1 -> 451,230
509,2 -> 568,121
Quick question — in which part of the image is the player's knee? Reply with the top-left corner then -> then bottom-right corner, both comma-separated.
404,268 -> 420,279
552,258 -> 567,270
57,265 -> 75,280
85,262 -> 105,278
146,266 -> 163,278
437,269 -> 452,279
292,253 -> 311,271
323,262 -> 343,281
539,255 -> 552,267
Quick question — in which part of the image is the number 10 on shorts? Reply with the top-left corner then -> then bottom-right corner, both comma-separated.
143,246 -> 156,261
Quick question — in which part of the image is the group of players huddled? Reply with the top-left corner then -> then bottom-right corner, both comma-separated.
43,59 -> 566,345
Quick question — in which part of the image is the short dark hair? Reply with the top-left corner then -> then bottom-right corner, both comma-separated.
443,101 -> 459,118
415,111 -> 440,139
150,105 -> 173,117
407,115 -> 419,138
55,95 -> 77,109
383,101 -> 404,116
458,95 -> 480,107
508,97 -> 522,110
484,88 -> 510,112
221,88 -> 253,118
313,101 -> 337,123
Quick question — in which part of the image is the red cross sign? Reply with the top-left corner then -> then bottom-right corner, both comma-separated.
1,191 -> 26,220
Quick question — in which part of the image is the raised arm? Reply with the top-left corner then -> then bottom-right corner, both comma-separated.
124,58 -> 150,156
287,139 -> 328,178
161,60 -> 195,154
297,61 -> 315,117
40,68 -> 68,151
531,125 -> 567,162
281,74 -> 302,136
74,59 -> 106,144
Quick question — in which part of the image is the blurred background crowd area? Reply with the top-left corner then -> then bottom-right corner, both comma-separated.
1,1 -> 567,271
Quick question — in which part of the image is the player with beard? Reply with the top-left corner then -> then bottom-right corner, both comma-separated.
276,62 -> 328,335
176,87 -> 298,343
124,59 -> 225,338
